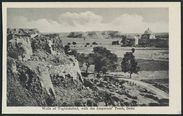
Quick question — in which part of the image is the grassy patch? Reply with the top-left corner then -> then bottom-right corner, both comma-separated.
117,58 -> 168,71
137,59 -> 168,71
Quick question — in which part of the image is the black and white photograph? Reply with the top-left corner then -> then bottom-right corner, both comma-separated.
2,2 -> 181,114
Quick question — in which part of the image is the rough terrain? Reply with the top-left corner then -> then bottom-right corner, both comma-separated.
7,28 -> 168,106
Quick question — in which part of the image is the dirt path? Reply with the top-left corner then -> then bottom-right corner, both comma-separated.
106,72 -> 168,99
117,77 -> 168,99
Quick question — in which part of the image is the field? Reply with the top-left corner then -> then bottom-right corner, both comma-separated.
62,38 -> 168,60
63,37 -> 169,94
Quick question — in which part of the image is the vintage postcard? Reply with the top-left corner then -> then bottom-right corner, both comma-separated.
2,2 -> 181,114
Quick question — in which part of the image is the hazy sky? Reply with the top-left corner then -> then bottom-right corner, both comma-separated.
7,8 -> 168,33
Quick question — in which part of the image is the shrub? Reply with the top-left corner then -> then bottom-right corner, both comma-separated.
92,42 -> 98,45
72,42 -> 77,45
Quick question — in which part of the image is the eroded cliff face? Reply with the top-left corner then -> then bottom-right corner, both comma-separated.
8,34 -> 33,61
49,56 -> 83,83
7,28 -> 84,106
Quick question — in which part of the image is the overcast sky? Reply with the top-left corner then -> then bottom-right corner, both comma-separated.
7,8 -> 168,33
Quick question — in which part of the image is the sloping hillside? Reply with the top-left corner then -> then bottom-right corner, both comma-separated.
7,28 -> 168,106
7,28 -> 84,106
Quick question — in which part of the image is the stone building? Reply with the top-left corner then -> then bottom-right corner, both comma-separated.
139,28 -> 156,46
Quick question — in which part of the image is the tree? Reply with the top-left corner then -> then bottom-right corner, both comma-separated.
92,47 -> 118,76
72,42 -> 77,45
92,42 -> 98,45
121,48 -> 139,78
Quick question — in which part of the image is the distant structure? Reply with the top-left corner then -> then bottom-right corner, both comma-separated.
141,28 -> 156,40
121,34 -> 140,46
139,28 -> 156,46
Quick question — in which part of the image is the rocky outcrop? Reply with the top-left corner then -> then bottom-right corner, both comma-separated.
7,58 -> 50,106
47,40 -> 56,55
49,56 -> 83,83
8,34 -> 33,61
7,28 -> 84,106
37,64 -> 56,97
8,29 -> 64,61
31,34 -> 63,54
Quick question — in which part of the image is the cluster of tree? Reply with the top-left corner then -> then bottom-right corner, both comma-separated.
69,46 -> 118,77
67,41 -> 98,48
64,44 -> 139,78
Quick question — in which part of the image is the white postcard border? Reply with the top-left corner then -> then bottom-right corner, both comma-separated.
2,2 -> 181,114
